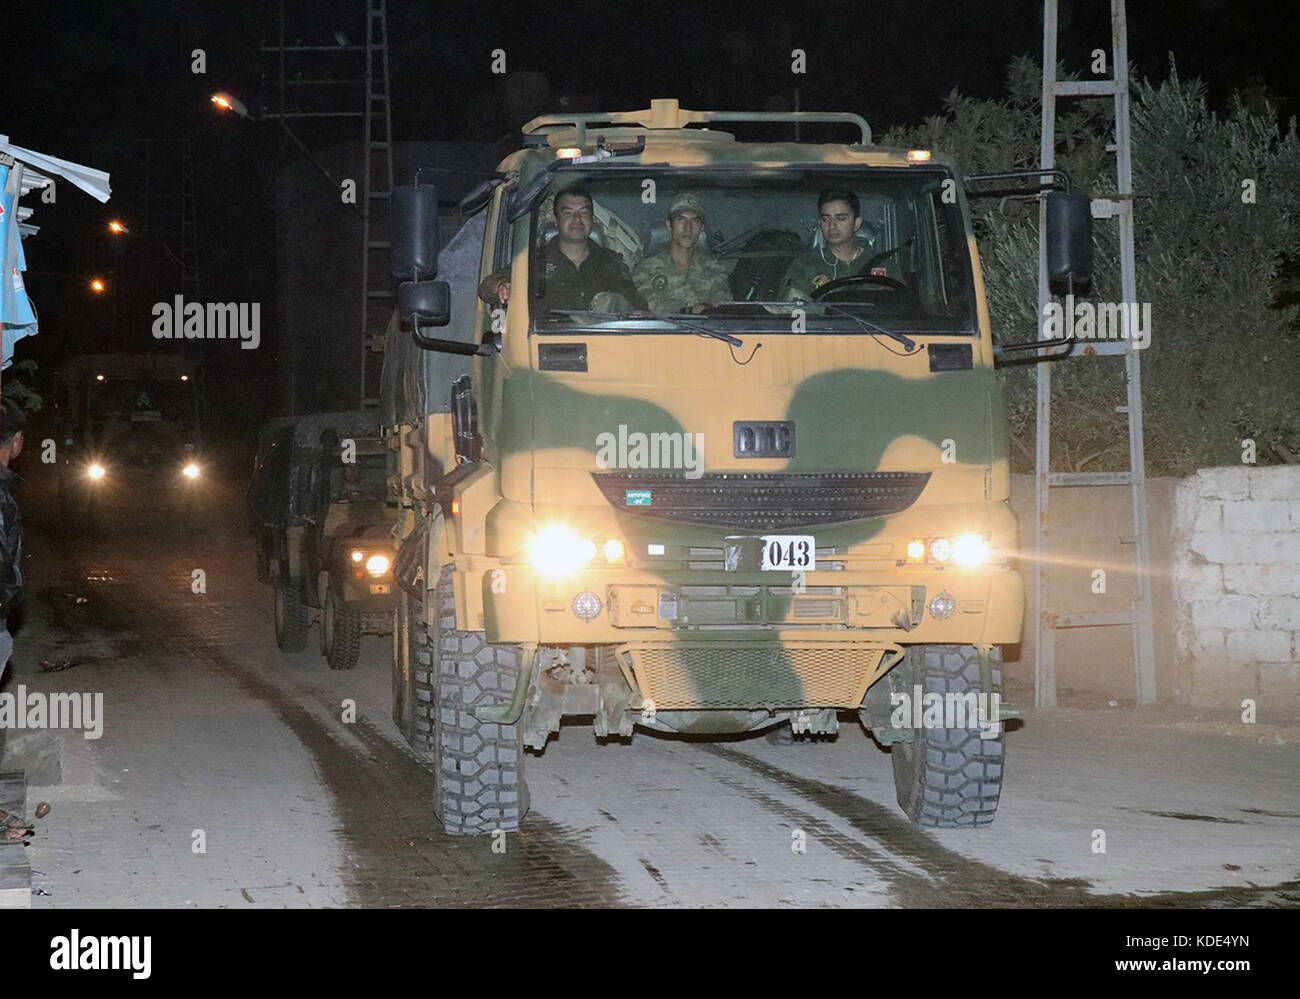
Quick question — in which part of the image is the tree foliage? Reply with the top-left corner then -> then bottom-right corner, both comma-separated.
884,57 -> 1300,473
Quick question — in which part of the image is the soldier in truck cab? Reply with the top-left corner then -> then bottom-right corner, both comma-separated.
477,184 -> 647,314
782,188 -> 884,300
631,192 -> 734,314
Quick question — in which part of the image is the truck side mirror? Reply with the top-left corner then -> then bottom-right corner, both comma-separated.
1045,191 -> 1092,296
397,279 -> 451,327
392,184 -> 441,280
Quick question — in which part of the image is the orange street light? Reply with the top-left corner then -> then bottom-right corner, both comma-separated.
108,219 -> 130,234
90,278 -> 106,293
210,92 -> 252,119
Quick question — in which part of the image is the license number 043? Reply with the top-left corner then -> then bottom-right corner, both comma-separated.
761,535 -> 815,571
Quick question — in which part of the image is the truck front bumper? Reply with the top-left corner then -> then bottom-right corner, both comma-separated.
474,562 -> 1023,648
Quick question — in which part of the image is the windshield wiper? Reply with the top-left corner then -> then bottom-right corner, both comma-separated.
545,309 -> 743,348
712,300 -> 916,352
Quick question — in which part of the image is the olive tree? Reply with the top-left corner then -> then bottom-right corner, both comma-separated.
885,57 -> 1300,473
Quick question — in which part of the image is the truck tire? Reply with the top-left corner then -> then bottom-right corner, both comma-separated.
322,585 -> 361,671
273,575 -> 310,653
890,645 -> 1004,828
412,565 -> 529,835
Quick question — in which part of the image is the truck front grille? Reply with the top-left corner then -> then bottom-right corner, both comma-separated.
616,641 -> 902,709
592,471 -> 930,530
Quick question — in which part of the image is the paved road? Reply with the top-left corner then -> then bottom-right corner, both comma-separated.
12,472 -> 1300,908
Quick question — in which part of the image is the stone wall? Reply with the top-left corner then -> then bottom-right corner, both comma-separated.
1005,467 -> 1300,719
1172,467 -> 1300,716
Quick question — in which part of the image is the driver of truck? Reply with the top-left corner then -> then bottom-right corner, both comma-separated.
781,189 -> 879,300
477,184 -> 647,314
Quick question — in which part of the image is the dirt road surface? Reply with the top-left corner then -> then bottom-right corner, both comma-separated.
8,467 -> 1297,908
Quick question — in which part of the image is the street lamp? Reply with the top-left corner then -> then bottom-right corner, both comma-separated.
107,219 -> 130,234
209,90 -> 358,210
210,92 -> 252,120
89,278 -> 106,294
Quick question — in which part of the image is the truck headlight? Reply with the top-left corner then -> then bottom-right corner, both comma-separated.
349,549 -> 391,577
952,534 -> 989,567
529,525 -> 597,579
87,464 -> 106,480
182,463 -> 201,479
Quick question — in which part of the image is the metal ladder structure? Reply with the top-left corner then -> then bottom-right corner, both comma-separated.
359,0 -> 394,408
262,0 -> 393,408
1034,0 -> 1157,706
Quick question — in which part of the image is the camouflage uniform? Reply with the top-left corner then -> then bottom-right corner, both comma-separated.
781,238 -> 881,300
632,249 -> 734,313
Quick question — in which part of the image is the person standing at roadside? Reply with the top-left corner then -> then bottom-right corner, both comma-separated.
0,395 -> 25,678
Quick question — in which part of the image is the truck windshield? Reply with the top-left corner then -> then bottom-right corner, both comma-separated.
528,168 -> 974,335
89,378 -> 198,423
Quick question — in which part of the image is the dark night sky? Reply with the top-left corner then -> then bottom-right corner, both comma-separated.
7,0 -> 1296,424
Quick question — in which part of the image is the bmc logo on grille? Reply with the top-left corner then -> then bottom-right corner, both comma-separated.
734,421 -> 794,458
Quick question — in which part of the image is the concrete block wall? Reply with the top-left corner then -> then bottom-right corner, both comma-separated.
1173,466 -> 1300,715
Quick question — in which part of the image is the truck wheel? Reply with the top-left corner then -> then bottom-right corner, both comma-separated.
323,585 -> 361,670
273,575 -> 310,653
890,645 -> 1004,828
412,565 -> 529,836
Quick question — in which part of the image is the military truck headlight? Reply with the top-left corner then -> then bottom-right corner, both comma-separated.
351,550 -> 365,563
603,539 -> 625,563
905,539 -> 926,562
365,554 -> 390,577
929,592 -> 956,619
572,591 -> 602,622
87,464 -> 106,480
529,526 -> 597,579
928,537 -> 952,562
182,463 -> 201,479
952,534 -> 989,567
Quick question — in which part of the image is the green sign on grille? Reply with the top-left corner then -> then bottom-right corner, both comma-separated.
625,489 -> 652,506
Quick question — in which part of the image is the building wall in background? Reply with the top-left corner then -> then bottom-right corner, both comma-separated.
1004,469 -> 1300,721
275,141 -> 497,416
1173,467 -> 1300,718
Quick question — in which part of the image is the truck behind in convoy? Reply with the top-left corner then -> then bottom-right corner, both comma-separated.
247,411 -> 395,670
381,100 -> 1090,835
55,352 -> 205,525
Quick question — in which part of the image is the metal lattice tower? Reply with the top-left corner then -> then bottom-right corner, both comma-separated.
1034,0 -> 1157,707
359,0 -> 394,408
262,0 -> 393,409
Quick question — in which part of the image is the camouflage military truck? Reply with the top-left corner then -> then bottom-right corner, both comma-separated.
250,411 -> 395,670
55,353 -> 204,523
383,100 -> 1091,834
